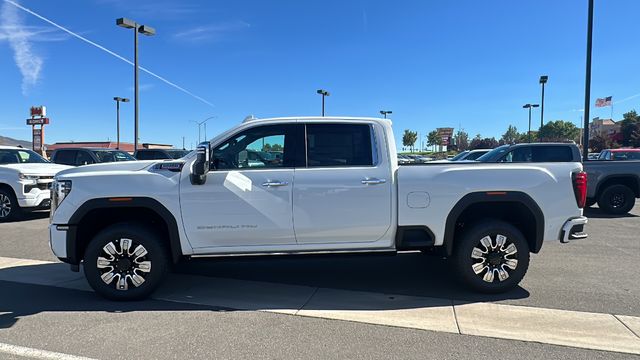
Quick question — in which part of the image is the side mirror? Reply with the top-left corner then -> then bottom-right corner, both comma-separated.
191,142 -> 210,185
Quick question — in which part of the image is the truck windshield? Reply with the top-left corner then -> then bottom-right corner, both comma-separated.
0,149 -> 50,164
476,145 -> 509,162
450,151 -> 469,161
92,150 -> 136,162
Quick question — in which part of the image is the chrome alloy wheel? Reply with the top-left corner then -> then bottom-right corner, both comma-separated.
471,234 -> 518,283
0,194 -> 11,218
97,238 -> 151,291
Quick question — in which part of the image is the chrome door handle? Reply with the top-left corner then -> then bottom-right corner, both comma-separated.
361,178 -> 386,185
262,181 -> 289,187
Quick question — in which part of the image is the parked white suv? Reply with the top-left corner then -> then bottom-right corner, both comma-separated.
49,117 -> 588,300
0,146 -> 70,221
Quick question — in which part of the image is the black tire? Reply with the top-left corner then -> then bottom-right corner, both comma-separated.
597,184 -> 635,215
0,188 -> 22,222
585,198 -> 597,208
83,223 -> 169,301
452,220 -> 530,294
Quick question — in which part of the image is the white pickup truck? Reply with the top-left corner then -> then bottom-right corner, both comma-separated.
0,146 -> 70,221
49,117 -> 588,300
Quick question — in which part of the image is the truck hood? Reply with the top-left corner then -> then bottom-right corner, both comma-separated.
56,160 -> 158,177
0,163 -> 72,176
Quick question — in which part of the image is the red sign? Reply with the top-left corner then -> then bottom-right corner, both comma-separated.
30,106 -> 46,117
26,117 -> 50,125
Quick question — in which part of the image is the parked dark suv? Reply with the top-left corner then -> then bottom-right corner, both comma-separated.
134,148 -> 191,160
51,148 -> 136,166
476,143 -> 581,163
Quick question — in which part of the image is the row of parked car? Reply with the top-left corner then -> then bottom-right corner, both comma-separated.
49,147 -> 192,166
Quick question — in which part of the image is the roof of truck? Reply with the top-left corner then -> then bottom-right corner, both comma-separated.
243,116 -> 390,124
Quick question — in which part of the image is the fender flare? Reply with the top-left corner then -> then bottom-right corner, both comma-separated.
65,197 -> 182,264
443,191 -> 545,256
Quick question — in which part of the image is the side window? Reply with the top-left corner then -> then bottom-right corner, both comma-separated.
136,151 -> 151,160
531,146 -> 573,162
502,147 -> 531,162
54,150 -> 77,166
306,124 -> 374,167
212,124 -> 295,170
76,151 -> 94,166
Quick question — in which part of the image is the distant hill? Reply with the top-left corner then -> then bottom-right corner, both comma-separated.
0,135 -> 32,148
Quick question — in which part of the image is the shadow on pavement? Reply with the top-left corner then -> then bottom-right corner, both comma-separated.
0,253 -> 530,329
584,207 -> 639,219
9,211 -> 49,222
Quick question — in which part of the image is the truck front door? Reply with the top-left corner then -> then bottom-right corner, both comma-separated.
180,123 -> 300,249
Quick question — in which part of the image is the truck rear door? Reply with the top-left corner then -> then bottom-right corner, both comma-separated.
293,123 -> 392,244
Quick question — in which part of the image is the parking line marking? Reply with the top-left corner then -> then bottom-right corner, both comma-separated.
0,342 -> 97,360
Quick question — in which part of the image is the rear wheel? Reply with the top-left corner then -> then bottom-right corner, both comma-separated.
0,188 -> 22,222
453,220 -> 530,293
83,223 -> 169,301
597,184 -> 635,215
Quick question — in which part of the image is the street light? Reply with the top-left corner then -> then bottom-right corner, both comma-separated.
116,17 -> 155,152
113,97 -> 130,150
523,103 -> 540,143
582,0 -> 594,161
316,89 -> 330,116
539,75 -> 548,130
380,110 -> 392,119
191,116 -> 216,143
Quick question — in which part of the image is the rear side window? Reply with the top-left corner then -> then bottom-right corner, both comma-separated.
306,124 -> 374,167
136,151 -> 153,160
54,150 -> 77,166
76,150 -> 94,166
502,146 -> 573,162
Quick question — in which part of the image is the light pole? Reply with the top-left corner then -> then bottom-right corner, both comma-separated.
113,97 -> 130,150
539,75 -> 548,130
523,103 -> 540,143
116,17 -> 155,152
582,0 -> 594,161
316,89 -> 330,116
191,116 -> 216,143
380,110 -> 392,119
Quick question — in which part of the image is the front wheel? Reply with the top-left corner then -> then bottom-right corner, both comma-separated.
0,189 -> 22,222
452,220 -> 530,293
83,223 -> 169,301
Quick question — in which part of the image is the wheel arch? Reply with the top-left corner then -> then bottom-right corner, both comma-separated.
595,175 -> 640,199
443,191 -> 545,256
65,197 -> 183,265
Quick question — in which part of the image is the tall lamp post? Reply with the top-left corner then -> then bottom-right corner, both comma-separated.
523,103 -> 540,143
113,97 -> 129,150
539,75 -> 548,130
316,89 -> 330,116
191,116 -> 216,143
116,17 -> 155,152
380,110 -> 392,119
582,0 -> 594,161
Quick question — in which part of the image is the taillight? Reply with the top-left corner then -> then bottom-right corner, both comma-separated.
572,171 -> 587,208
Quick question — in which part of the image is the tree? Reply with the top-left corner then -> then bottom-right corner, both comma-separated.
502,125 -> 519,144
454,130 -> 469,151
620,110 -> 640,147
426,130 -> 439,151
470,137 -> 499,149
538,120 -> 580,142
402,129 -> 418,152
588,134 -> 612,153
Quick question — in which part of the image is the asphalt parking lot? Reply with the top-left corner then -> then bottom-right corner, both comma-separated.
0,202 -> 639,359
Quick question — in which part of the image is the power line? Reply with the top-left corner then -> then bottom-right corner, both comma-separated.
4,0 -> 215,108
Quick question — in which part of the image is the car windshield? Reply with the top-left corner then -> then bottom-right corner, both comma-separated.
450,151 -> 469,161
167,150 -> 191,159
92,150 -> 136,162
476,145 -> 509,162
0,149 -> 49,164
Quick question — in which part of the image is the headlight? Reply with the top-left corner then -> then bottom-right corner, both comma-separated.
50,179 -> 72,217
19,173 -> 39,181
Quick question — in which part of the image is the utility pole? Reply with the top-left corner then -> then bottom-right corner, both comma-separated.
582,0 -> 594,161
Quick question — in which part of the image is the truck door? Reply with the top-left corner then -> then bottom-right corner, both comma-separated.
180,123 -> 301,249
293,123 -> 392,244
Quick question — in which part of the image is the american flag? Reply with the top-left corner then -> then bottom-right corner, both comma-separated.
595,96 -> 612,107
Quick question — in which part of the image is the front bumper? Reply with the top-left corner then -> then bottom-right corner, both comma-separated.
49,224 -> 68,259
560,216 -> 588,243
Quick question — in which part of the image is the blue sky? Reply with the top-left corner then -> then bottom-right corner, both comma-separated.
0,0 -> 639,149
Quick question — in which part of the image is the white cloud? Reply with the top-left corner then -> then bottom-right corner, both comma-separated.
0,1 -> 44,95
173,21 -> 250,43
